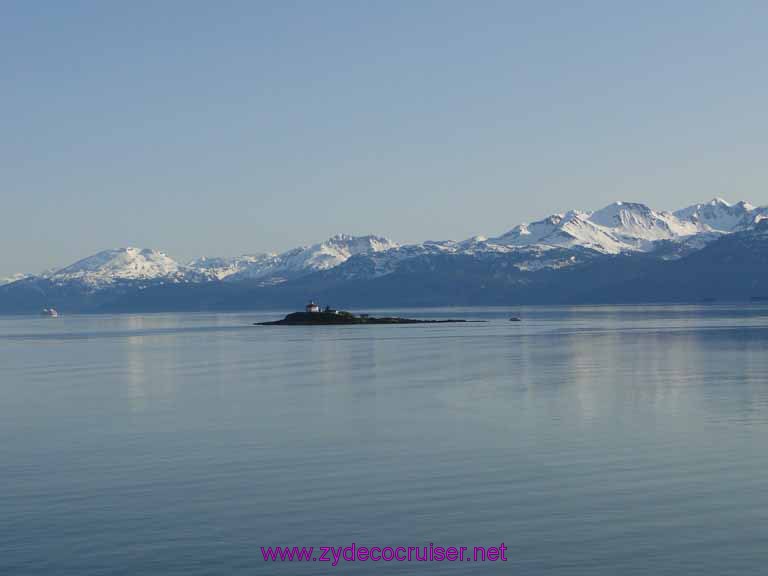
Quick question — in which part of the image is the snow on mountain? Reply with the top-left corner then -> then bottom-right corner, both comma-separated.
15,236 -> 399,291
175,235 -> 401,284
279,234 -> 397,272
491,201 -> 715,254
674,198 -> 755,232
495,214 -> 571,246
187,253 -> 279,281
329,240 -> 461,279
47,248 -> 182,287
0,273 -> 28,286
492,209 -> 638,254
745,206 -> 768,229
183,199 -> 766,283
11,199 -> 767,291
551,212 -> 631,252
587,201 -> 700,250
223,234 -> 398,281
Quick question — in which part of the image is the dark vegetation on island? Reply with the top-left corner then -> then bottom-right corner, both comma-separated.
256,310 -> 473,326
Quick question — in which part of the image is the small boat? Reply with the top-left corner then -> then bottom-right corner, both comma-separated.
41,308 -> 59,317
509,316 -> 521,322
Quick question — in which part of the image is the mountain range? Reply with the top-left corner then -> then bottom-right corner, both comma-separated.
3,198 -> 768,313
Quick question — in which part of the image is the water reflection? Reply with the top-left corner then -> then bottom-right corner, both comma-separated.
3,307 -> 768,575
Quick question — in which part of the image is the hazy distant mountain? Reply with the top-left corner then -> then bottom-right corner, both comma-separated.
0,273 -> 29,287
3,198 -> 768,313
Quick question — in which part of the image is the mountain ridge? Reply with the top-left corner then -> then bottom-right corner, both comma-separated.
3,198 -> 767,312
5,198 -> 760,285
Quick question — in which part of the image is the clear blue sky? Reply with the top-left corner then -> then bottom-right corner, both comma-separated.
2,1 -> 768,275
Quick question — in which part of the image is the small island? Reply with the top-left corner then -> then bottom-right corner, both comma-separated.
256,302 -> 473,326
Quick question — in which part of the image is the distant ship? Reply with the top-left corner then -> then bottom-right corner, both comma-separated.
40,308 -> 59,317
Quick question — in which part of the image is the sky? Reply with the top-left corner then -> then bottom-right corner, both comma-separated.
2,0 -> 768,276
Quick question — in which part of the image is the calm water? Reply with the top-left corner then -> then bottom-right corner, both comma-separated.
2,306 -> 768,575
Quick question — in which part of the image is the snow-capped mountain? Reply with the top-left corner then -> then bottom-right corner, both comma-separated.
187,253 -> 280,281
492,211 -> 628,253
5,198 -> 767,299
191,234 -> 398,283
674,198 -> 756,232
490,200 -> 740,254
275,234 -> 397,274
25,235 -> 399,289
44,248 -> 184,288
589,202 -> 699,245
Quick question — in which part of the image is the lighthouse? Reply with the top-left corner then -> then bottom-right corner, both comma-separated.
305,301 -> 320,313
